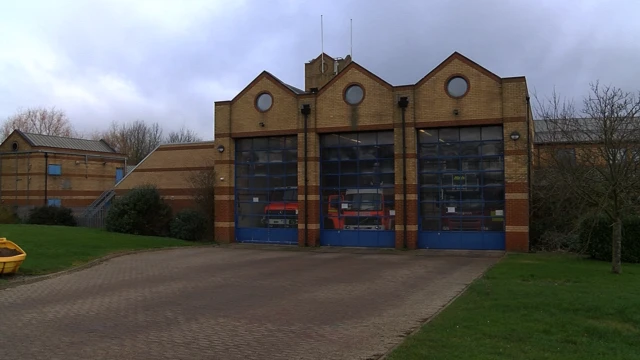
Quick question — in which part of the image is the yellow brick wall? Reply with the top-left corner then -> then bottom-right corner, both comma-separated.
1,145 -> 126,207
415,58 -> 503,122
116,143 -> 216,191
213,52 -> 532,250
315,68 -> 394,130
229,76 -> 299,135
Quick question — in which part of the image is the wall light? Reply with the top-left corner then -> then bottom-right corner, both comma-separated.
219,177 -> 225,182
217,145 -> 225,153
510,131 -> 521,141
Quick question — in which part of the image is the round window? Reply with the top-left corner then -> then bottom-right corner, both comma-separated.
446,76 -> 469,98
344,84 -> 364,105
256,93 -> 273,112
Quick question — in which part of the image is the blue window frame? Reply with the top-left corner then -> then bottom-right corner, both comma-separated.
319,131 -> 396,247
116,168 -> 124,183
417,126 -> 505,249
234,136 -> 298,244
48,164 -> 61,176
47,198 -> 61,207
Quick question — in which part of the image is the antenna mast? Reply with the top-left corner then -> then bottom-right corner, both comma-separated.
350,18 -> 353,59
321,15 -> 324,73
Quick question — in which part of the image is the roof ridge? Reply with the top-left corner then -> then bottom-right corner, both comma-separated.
23,131 -> 103,142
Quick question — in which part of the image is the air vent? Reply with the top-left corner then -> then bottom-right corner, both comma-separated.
11,142 -> 18,151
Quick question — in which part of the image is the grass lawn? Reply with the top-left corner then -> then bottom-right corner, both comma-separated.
388,253 -> 640,360
0,224 -> 200,276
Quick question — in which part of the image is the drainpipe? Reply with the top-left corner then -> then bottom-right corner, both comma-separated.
526,95 -> 532,252
44,152 -> 49,205
14,153 -> 18,205
27,152 -> 30,205
398,96 -> 409,249
0,154 -> 3,202
301,104 -> 312,247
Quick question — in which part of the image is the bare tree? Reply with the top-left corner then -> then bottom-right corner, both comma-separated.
94,120 -> 164,164
185,161 -> 216,238
2,106 -> 75,142
165,126 -> 203,144
534,82 -> 640,274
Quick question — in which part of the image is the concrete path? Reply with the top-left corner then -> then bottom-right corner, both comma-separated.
0,247 -> 500,360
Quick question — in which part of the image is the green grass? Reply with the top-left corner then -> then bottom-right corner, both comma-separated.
388,253 -> 640,360
0,224 -> 199,276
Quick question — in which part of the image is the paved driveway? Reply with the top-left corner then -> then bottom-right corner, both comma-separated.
0,247 -> 499,360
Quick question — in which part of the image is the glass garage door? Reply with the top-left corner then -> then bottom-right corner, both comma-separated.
319,131 -> 396,247
417,126 -> 505,250
235,136 -> 298,244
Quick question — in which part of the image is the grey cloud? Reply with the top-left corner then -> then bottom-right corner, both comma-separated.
1,0 -> 639,140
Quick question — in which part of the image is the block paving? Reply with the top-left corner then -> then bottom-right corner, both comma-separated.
0,247 -> 499,359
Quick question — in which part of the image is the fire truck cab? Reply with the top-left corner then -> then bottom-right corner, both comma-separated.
261,186 -> 298,228
326,188 -> 394,231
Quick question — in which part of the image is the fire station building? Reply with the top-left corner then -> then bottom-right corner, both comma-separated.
213,52 -> 532,251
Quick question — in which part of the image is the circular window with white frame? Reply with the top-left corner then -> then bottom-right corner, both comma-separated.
255,92 -> 273,112
344,84 -> 365,105
446,76 -> 469,98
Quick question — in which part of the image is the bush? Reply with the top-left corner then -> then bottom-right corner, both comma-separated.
27,206 -> 77,226
580,216 -> 640,263
105,185 -> 173,237
0,205 -> 19,224
170,209 -> 207,241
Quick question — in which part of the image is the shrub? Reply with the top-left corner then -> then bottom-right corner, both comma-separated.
170,209 -> 207,241
579,216 -> 640,263
105,184 -> 173,237
27,206 -> 77,226
0,205 -> 19,224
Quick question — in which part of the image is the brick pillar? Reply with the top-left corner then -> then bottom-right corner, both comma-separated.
297,130 -> 321,247
213,186 -> 235,243
298,185 -> 320,247
394,122 -> 418,250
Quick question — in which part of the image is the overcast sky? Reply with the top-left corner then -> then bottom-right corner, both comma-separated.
1,0 -> 638,140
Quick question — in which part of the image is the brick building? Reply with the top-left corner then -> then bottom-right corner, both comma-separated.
0,130 -> 127,210
213,52 -> 533,251
114,141 -> 216,211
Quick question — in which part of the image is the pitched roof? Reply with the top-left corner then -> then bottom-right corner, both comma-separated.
268,72 -> 306,94
17,130 -> 117,153
534,118 -> 640,144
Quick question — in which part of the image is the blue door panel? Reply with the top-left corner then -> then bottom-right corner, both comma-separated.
418,232 -> 505,250
116,168 -> 124,183
236,228 -> 297,245
320,230 -> 395,248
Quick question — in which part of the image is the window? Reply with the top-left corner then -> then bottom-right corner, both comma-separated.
235,136 -> 298,229
255,92 -> 273,112
418,126 -> 505,232
320,131 -> 395,230
555,149 -> 576,166
344,84 -> 365,105
48,164 -> 61,176
47,198 -> 61,207
446,76 -> 469,98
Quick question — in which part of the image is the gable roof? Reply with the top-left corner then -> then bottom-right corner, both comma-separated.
416,52 -> 502,87
14,130 -> 118,153
316,61 -> 394,95
226,71 -> 306,104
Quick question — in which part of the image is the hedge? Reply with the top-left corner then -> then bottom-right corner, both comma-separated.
580,216 -> 640,263
105,185 -> 172,237
170,209 -> 207,241
27,206 -> 77,226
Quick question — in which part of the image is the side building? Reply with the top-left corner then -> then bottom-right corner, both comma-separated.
213,51 -> 533,252
0,130 -> 127,215
114,141 -> 216,212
